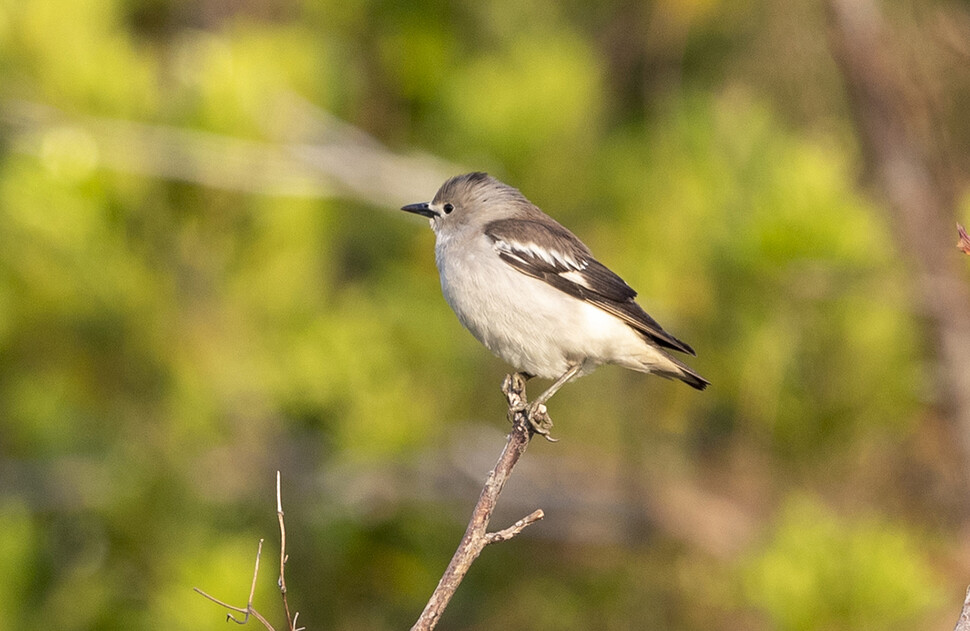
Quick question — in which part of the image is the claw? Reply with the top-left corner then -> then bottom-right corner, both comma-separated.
525,403 -> 559,442
503,372 -> 559,442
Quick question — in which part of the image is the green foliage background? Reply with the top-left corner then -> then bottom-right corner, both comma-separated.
0,0 -> 967,629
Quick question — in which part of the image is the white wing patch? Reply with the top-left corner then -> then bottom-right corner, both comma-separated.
492,238 -> 589,272
558,269 -> 592,289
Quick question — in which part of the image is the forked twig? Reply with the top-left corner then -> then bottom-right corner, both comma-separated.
199,375 -> 546,631
411,373 -> 546,630
195,473 -> 303,631
194,539 -> 277,631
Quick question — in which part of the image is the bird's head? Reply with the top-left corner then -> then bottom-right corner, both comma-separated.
401,172 -> 534,235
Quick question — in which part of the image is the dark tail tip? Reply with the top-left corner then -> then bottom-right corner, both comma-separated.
681,370 -> 710,391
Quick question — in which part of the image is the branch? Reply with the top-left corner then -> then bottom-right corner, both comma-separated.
958,224 -> 970,256
411,374 -> 546,631
195,473 -> 303,631
955,586 -> 970,631
194,539 -> 277,631
276,472 -> 303,631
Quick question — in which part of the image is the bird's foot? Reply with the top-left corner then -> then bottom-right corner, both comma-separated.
525,401 -> 558,442
502,373 -> 527,407
503,372 -> 558,442
507,400 -> 558,442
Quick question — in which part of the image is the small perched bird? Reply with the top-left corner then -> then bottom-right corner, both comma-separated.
402,172 -> 708,429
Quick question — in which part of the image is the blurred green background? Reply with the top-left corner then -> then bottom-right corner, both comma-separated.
1,0 -> 970,629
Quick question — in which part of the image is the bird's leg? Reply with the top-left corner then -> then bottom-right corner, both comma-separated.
505,372 -> 533,414
522,363 -> 582,438
529,364 -> 581,411
531,365 -> 581,409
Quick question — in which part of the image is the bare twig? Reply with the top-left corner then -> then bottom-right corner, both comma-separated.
196,473 -> 303,631
411,374 -> 546,631
194,539 -> 277,631
954,585 -> 970,631
483,509 -> 545,544
276,471 -> 302,631
958,224 -> 970,255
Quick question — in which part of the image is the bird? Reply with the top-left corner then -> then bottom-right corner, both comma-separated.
401,172 -> 708,432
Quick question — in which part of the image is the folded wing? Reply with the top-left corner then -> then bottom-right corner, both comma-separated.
484,218 -> 696,356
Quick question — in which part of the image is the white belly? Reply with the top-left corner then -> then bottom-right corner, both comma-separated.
435,233 -> 661,379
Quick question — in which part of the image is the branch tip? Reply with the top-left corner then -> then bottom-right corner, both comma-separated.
411,374 -> 544,630
958,223 -> 970,255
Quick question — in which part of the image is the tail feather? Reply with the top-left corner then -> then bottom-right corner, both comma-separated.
676,366 -> 710,390
653,351 -> 710,391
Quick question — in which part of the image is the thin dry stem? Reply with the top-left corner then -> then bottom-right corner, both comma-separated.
196,474 -> 303,631
410,374 -> 546,631
484,509 -> 545,544
194,539 -> 277,631
955,586 -> 970,631
958,223 -> 970,255
276,471 -> 302,631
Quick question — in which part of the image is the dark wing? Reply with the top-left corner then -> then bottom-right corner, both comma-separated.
484,219 -> 696,356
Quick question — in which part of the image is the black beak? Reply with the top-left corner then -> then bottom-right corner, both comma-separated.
401,202 -> 439,218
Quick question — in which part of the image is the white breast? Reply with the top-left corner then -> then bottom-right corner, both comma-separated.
434,231 -> 657,379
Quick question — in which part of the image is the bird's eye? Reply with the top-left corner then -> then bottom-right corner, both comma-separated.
443,203 -> 454,214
